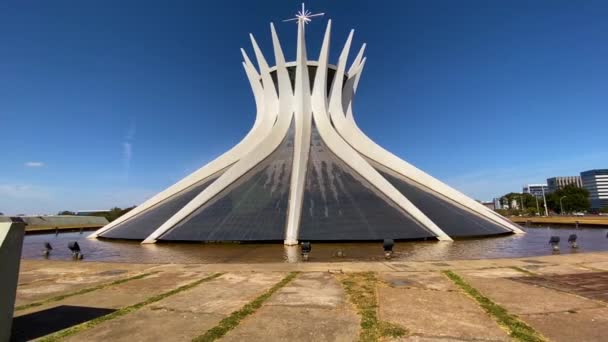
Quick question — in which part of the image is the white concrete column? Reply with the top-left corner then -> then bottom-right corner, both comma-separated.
0,217 -> 25,342
284,20 -> 312,245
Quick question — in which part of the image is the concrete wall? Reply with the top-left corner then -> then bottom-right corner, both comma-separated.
5,215 -> 109,231
0,217 -> 25,342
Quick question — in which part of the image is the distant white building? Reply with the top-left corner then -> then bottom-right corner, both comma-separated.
479,201 -> 495,210
547,176 -> 582,193
510,199 -> 520,210
523,184 -> 548,198
493,198 -> 502,210
76,210 -> 110,216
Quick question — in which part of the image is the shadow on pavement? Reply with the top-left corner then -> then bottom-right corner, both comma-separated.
11,305 -> 115,341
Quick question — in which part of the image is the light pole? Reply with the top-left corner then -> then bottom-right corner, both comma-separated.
535,196 -> 540,216
560,196 -> 567,215
541,186 -> 549,216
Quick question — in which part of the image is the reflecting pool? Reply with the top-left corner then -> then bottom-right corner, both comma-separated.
21,226 -> 608,264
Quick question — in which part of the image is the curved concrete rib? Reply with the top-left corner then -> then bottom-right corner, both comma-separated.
249,33 -> 280,119
142,30 -> 294,244
344,45 -> 365,122
270,23 -> 294,115
336,55 -> 524,234
284,21 -> 311,245
313,21 -> 452,241
89,49 -> 275,239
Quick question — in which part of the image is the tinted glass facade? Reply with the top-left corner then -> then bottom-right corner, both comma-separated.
100,174 -> 223,240
298,126 -> 435,241
581,169 -> 608,209
377,168 -> 511,237
160,122 -> 294,241
270,66 -> 343,96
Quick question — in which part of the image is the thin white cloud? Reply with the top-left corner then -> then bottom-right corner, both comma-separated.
123,142 -> 132,177
123,121 -> 136,180
24,161 -> 45,167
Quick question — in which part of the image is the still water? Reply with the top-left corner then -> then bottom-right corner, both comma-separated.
21,226 -> 608,264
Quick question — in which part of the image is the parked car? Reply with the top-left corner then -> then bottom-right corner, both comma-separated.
573,212 -> 585,217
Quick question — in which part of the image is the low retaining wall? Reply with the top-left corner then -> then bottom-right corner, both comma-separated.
510,216 -> 608,227
21,215 -> 108,232
0,215 -> 109,232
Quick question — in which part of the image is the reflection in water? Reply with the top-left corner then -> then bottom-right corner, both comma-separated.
21,226 -> 608,264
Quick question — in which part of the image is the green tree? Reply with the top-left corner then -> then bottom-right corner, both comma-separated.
521,193 -> 539,211
495,208 -> 509,217
498,192 -> 541,216
546,185 -> 590,214
525,207 -> 539,216
58,210 -> 76,215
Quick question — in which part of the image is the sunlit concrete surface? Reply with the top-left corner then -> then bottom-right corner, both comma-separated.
460,270 -> 608,342
15,261 -> 158,308
222,272 -> 359,341
63,273 -> 285,342
378,272 -> 509,341
11,252 -> 608,341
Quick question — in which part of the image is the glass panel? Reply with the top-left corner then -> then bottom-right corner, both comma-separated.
160,122 -> 294,241
299,126 -> 434,241
270,66 -> 343,96
100,174 -> 222,240
379,170 -> 511,237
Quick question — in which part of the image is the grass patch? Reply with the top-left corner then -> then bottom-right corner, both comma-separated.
378,320 -> 408,338
509,266 -> 537,276
443,270 -> 546,342
339,272 -> 408,342
37,273 -> 223,341
192,272 -> 299,342
15,271 -> 158,311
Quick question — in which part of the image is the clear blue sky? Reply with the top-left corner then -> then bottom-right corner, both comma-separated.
1,1 -> 607,215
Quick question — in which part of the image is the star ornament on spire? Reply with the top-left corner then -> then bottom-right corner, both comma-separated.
283,3 -> 324,24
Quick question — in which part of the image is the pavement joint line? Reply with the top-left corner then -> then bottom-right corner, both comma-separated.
381,262 -> 399,271
35,272 -> 224,342
408,332 -> 505,341
520,306 -> 605,316
508,266 -> 537,276
191,271 -> 299,342
339,272 -> 409,342
442,270 -> 547,342
14,271 -> 160,312
379,277 -> 445,292
576,264 -> 605,272
19,275 -> 65,287
148,305 -> 194,314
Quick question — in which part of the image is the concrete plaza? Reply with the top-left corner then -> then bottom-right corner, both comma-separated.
12,252 -> 608,341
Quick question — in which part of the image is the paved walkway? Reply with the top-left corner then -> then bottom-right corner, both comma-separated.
11,252 -> 608,341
